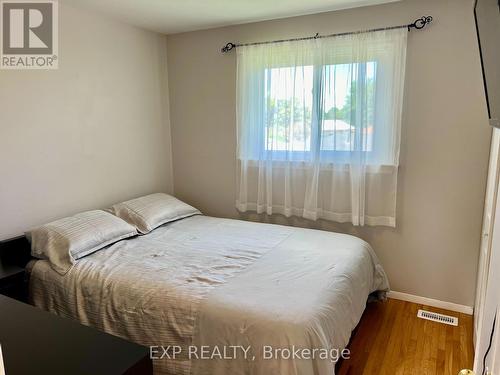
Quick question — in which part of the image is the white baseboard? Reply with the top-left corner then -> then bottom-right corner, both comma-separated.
387,291 -> 473,315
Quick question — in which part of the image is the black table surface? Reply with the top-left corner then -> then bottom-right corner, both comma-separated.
0,294 -> 150,375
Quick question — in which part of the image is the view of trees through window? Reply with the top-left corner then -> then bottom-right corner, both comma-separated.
264,62 -> 376,155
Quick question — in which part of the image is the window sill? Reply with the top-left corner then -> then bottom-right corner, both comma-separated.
239,159 -> 398,174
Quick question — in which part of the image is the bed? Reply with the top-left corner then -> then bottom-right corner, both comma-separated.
28,214 -> 389,375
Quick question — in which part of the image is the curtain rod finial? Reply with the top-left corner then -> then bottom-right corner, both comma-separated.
408,16 -> 433,31
221,42 -> 236,53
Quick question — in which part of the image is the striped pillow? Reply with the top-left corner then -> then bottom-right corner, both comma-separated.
27,210 -> 137,275
109,193 -> 201,234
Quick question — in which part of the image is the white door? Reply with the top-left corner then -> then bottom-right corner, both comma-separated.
474,128 -> 500,374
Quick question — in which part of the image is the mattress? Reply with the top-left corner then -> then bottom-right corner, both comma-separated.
28,215 -> 389,375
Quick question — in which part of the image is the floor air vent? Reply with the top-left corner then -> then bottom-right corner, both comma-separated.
417,309 -> 458,326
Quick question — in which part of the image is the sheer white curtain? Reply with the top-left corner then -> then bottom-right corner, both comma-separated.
236,29 -> 407,227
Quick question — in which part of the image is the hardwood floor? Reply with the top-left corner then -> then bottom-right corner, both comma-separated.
337,298 -> 474,375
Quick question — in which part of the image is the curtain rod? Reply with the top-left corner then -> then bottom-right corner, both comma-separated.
220,15 -> 432,53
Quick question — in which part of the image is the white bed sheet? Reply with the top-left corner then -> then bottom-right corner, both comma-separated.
29,215 -> 389,375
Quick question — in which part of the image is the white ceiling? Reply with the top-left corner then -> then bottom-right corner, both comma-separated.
65,0 -> 400,34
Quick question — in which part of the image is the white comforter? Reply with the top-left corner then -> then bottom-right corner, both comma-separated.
29,215 -> 389,375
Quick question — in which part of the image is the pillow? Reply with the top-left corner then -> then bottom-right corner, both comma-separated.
108,193 -> 201,234
27,210 -> 137,275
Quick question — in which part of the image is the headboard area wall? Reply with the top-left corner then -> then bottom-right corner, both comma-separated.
0,3 -> 173,240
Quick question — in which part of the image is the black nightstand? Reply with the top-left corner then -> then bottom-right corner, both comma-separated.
0,236 -> 30,302
0,261 -> 26,301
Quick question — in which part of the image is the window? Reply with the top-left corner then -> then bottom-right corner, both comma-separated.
264,62 -> 377,160
320,62 -> 376,153
236,30 -> 407,227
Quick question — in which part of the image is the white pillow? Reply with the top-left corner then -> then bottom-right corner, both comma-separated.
27,210 -> 137,275
109,193 -> 201,234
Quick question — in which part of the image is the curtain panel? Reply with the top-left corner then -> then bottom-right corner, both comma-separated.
235,29 -> 407,227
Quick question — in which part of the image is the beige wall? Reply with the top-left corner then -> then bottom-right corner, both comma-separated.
167,0 -> 492,307
0,3 -> 173,239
